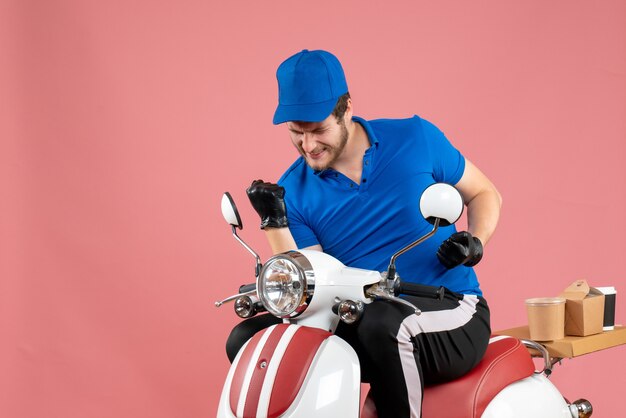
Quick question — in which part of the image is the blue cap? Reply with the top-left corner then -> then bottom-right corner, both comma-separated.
273,50 -> 348,125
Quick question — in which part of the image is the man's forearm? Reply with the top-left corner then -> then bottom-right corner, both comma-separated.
264,227 -> 298,254
466,189 -> 502,246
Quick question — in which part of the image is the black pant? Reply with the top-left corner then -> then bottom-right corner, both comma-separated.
226,293 -> 490,418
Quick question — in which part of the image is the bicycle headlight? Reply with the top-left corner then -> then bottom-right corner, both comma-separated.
258,251 -> 314,318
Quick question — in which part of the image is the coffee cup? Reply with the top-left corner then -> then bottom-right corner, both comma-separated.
595,287 -> 617,331
525,297 -> 566,341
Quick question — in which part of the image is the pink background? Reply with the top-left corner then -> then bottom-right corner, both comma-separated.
1,1 -> 625,417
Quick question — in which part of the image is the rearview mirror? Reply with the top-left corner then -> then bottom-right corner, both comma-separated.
221,192 -> 242,229
387,183 -> 464,281
419,183 -> 464,226
220,191 -> 261,276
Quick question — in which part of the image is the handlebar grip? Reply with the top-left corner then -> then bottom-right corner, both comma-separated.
397,282 -> 445,301
238,283 -> 256,293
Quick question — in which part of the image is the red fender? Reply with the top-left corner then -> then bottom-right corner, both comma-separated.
229,324 -> 332,418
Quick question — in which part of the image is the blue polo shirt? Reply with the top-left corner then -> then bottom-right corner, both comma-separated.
278,115 -> 481,296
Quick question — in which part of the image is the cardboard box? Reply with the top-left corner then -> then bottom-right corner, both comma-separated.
496,325 -> 626,358
559,280 -> 605,336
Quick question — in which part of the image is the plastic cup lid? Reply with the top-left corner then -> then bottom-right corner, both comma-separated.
595,286 -> 617,294
525,297 -> 566,306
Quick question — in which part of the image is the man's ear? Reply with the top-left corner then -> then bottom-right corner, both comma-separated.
344,98 -> 354,122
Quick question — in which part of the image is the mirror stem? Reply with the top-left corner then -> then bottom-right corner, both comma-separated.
232,226 -> 262,277
387,218 -> 440,281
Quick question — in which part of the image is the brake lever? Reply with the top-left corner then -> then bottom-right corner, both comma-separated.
215,289 -> 257,307
366,286 -> 421,315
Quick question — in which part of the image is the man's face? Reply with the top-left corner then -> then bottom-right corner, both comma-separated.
287,114 -> 349,171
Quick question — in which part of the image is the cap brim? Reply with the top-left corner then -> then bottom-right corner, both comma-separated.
273,97 -> 338,125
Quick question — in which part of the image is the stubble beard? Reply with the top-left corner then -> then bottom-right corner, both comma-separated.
303,121 -> 349,172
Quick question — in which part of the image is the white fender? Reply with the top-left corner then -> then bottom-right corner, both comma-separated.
482,373 -> 572,418
217,326 -> 360,418
281,335 -> 361,417
217,336 -> 250,418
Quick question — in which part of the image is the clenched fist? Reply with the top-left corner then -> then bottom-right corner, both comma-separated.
246,180 -> 289,230
437,231 -> 483,269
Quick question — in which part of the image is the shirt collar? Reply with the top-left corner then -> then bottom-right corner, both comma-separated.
313,116 -> 378,177
352,116 -> 379,147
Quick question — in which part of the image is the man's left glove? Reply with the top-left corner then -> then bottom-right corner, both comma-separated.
436,231 -> 483,269
246,179 -> 289,230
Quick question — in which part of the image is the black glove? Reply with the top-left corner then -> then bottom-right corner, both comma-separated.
246,180 -> 289,230
437,231 -> 483,269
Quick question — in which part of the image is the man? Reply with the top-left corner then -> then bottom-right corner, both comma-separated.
227,49 -> 502,418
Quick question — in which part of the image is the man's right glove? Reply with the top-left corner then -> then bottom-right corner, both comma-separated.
436,231 -> 483,269
246,179 -> 289,230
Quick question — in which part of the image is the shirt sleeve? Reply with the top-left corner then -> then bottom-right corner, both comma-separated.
283,196 -> 320,249
420,118 -> 466,185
